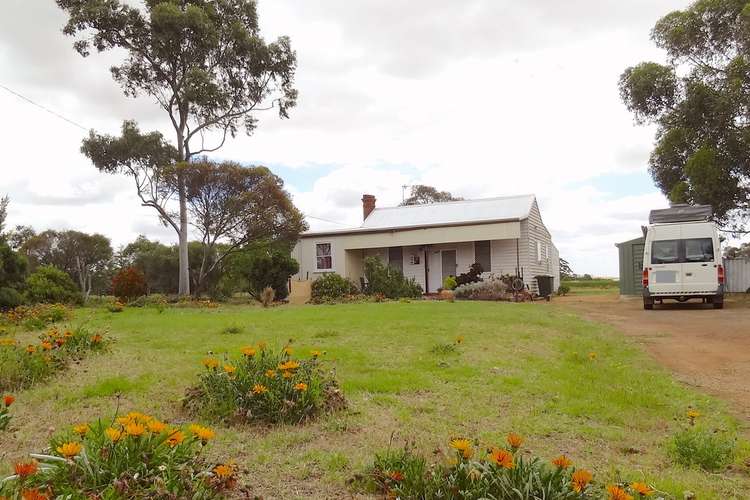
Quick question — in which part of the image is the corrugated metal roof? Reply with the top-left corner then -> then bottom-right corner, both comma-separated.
301,194 -> 535,237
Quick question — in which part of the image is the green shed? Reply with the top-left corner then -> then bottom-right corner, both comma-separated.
616,236 -> 645,296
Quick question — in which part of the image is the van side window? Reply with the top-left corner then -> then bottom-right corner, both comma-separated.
651,240 -> 680,264
684,238 -> 714,262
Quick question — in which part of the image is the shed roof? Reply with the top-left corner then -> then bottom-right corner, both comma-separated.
301,194 -> 536,237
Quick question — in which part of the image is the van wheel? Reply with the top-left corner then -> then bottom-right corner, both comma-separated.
644,300 -> 653,310
713,302 -> 723,310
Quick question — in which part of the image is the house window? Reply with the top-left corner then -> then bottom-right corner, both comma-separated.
388,247 -> 403,273
316,243 -> 333,270
475,241 -> 491,273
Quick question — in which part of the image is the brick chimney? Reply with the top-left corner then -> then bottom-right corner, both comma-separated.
362,194 -> 376,220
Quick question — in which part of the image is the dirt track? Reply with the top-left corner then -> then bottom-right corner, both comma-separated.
557,294 -> 750,424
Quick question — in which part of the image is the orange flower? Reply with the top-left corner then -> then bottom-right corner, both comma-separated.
552,455 -> 573,469
294,382 -> 308,392
449,438 -> 473,459
241,346 -> 256,357
73,424 -> 89,436
283,345 -> 293,355
40,341 -> 52,351
455,335 -> 464,344
630,482 -> 653,496
278,360 -> 300,371
63,330 -> 73,338
607,485 -> 634,500
506,432 -> 523,449
223,364 -> 236,376
571,469 -> 593,493
125,422 -> 146,437
282,370 -> 293,379
56,441 -> 82,459
265,369 -> 277,379
91,334 -> 103,343
213,463 -> 234,478
166,429 -> 185,447
189,424 -> 215,442
147,420 -> 167,434
252,384 -> 269,394
21,489 -> 49,500
389,470 -> 404,482
3,394 -> 14,407
202,357 -> 219,369
488,448 -> 514,469
25,345 -> 36,354
105,427 -> 123,442
14,460 -> 38,478
310,350 -> 322,358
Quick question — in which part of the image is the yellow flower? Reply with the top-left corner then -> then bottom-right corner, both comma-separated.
551,455 -> 572,469
588,352 -> 597,360
283,345 -> 293,356
105,427 -> 123,442
56,442 -> 82,459
25,345 -> 36,354
607,485 -> 634,500
282,370 -> 294,379
294,382 -> 308,392
449,438 -> 473,459
223,364 -> 236,376
687,409 -> 700,419
147,420 -> 167,434
126,411 -> 151,422
631,482 -> 653,496
166,429 -> 185,447
40,341 -> 52,351
252,384 -> 268,394
455,335 -> 464,344
571,469 -> 593,493
257,341 -> 267,351
265,369 -> 277,379
310,350 -> 322,358
73,424 -> 89,436
241,346 -> 256,357
202,358 -> 219,369
213,463 -> 234,478
125,422 -> 146,437
189,424 -> 215,442
278,360 -> 300,371
506,432 -> 523,449
63,330 -> 73,338
488,448 -> 514,469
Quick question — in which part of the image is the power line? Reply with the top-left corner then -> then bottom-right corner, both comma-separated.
304,213 -> 350,227
0,82 -> 90,131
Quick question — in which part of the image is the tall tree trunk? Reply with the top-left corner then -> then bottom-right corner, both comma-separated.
177,170 -> 190,296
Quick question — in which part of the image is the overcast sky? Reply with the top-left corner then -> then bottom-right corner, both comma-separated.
3,0 -> 742,276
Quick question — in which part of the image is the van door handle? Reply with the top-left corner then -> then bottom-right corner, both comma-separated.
685,272 -> 692,276
701,264 -> 708,267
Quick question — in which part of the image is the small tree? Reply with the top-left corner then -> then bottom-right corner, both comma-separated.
401,185 -> 463,206
25,266 -> 81,305
238,250 -> 299,300
363,257 -> 422,299
112,267 -> 148,302
559,258 -> 574,280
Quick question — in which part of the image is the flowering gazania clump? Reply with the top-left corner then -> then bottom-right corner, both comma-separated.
0,394 -> 14,431
185,342 -> 344,425
0,411 -> 234,499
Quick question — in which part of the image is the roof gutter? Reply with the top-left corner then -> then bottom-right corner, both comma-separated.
299,217 -> 525,238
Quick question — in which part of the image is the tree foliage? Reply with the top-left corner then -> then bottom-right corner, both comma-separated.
724,242 -> 750,258
619,0 -> 750,229
235,248 -> 299,300
25,265 -> 82,305
559,258 -> 574,280
401,185 -> 463,206
0,195 -> 8,236
57,0 -> 298,295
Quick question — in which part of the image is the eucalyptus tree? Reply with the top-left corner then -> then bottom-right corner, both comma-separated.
619,0 -> 750,230
57,0 -> 298,294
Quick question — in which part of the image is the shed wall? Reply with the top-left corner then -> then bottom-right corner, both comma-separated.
724,258 -> 750,293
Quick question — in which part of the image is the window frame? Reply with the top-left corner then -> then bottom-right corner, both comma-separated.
650,238 -> 715,265
315,241 -> 334,271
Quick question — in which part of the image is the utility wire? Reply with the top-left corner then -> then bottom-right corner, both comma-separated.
0,82 -> 90,131
304,214 -> 351,226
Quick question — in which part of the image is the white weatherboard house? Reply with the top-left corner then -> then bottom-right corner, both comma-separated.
292,194 -> 560,294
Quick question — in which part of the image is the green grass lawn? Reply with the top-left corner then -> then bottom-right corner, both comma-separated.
563,279 -> 620,296
1,302 -> 747,498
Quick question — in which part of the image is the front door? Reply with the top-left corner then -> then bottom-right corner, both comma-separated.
441,250 -> 457,283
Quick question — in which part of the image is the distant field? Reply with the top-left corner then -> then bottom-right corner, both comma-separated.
563,279 -> 619,295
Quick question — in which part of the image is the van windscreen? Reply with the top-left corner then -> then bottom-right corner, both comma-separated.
652,240 -> 680,264
684,238 -> 714,262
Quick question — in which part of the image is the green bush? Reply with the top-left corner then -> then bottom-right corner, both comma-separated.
0,287 -> 23,310
184,343 -> 345,425
24,266 -> 82,305
669,425 -> 736,471
112,267 -> 148,302
442,275 -> 457,291
310,273 -> 358,303
0,412 -> 237,499
557,284 -> 571,296
363,257 -> 422,299
242,250 -> 299,300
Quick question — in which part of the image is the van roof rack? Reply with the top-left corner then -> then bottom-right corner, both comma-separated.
648,204 -> 713,224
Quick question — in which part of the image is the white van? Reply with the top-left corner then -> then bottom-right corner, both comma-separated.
642,206 -> 724,310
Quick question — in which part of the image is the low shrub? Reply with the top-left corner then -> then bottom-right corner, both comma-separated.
310,273 -> 358,303
3,304 -> 71,331
558,284 -> 571,296
0,287 -> 23,311
454,275 -> 510,301
107,301 -> 125,313
112,267 -> 148,302
363,434 -> 654,499
455,262 -> 483,287
220,325 -> 243,335
24,266 -> 82,305
0,394 -> 13,431
184,343 -> 345,425
0,325 -> 108,391
669,412 -> 736,471
363,257 -> 422,299
442,275 -> 457,291
0,411 -> 237,499
430,342 -> 458,355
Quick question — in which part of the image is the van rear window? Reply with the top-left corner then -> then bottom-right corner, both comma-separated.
651,240 -> 680,264
651,238 -> 715,264
684,238 -> 714,262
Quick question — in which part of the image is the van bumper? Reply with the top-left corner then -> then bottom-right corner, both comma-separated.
643,285 -> 724,302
